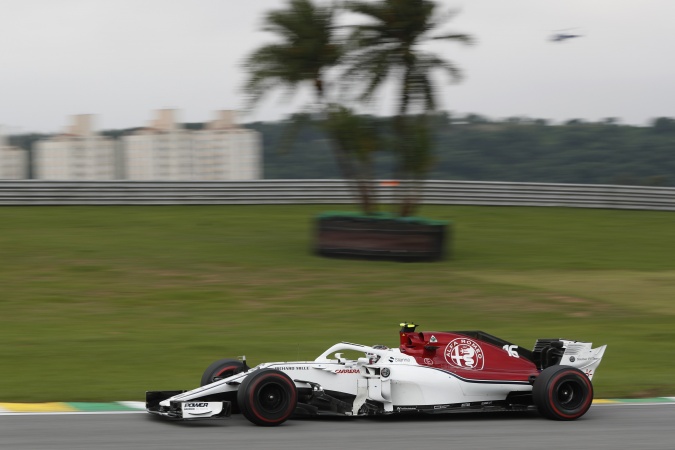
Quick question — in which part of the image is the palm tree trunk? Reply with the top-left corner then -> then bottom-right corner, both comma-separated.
315,79 -> 375,214
396,62 -> 415,216
331,145 -> 375,214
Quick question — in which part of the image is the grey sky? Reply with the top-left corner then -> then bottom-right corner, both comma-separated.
1,0 -> 674,133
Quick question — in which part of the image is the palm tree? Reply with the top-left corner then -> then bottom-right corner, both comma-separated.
244,0 -> 378,212
345,0 -> 474,215
244,0 -> 341,106
345,0 -> 473,114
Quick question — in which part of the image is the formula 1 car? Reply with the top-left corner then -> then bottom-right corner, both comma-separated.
146,323 -> 606,426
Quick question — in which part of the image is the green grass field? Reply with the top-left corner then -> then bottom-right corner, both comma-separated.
1,205 -> 674,402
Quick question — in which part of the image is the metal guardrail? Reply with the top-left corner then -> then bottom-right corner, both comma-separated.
0,180 -> 674,211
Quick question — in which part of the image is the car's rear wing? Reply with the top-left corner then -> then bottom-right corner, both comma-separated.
558,341 -> 607,380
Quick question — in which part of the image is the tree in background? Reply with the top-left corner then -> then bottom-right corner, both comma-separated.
244,0 -> 341,105
244,0 -> 379,213
345,0 -> 474,215
244,0 -> 473,216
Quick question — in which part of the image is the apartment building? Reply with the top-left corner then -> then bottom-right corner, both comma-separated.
123,109 -> 195,180
0,130 -> 28,179
31,110 -> 261,181
34,115 -> 117,180
124,109 -> 261,181
193,110 -> 261,180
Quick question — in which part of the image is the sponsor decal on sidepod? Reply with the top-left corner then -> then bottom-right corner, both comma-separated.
444,338 -> 485,370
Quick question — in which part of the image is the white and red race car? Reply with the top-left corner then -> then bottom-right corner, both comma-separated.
146,323 -> 606,426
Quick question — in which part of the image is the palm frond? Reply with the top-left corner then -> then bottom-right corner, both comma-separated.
343,0 -> 474,114
243,0 -> 343,107
418,53 -> 463,82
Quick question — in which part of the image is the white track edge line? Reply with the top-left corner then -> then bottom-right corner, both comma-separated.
0,411 -> 148,416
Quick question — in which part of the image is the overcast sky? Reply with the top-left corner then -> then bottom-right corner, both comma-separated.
2,0 -> 674,133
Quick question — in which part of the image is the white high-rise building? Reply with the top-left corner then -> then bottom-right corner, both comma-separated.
194,110 -> 261,180
0,129 -> 27,179
123,109 -> 195,181
124,109 -> 261,181
35,115 -> 117,180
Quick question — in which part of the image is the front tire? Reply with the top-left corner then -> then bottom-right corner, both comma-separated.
533,365 -> 593,420
237,369 -> 297,426
200,359 -> 247,386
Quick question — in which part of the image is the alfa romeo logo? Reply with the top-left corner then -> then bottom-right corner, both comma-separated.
444,338 -> 485,370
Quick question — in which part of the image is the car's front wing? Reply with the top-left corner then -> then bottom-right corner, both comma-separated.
146,390 -> 231,420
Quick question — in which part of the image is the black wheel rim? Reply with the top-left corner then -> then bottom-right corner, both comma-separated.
257,383 -> 286,413
555,379 -> 584,410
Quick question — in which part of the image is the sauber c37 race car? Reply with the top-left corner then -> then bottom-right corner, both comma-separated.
146,323 -> 606,426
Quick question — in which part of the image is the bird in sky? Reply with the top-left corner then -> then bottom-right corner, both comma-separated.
549,28 -> 583,42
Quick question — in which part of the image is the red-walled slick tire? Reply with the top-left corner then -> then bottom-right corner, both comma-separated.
200,359 -> 247,414
237,369 -> 297,426
533,365 -> 594,420
200,359 -> 246,386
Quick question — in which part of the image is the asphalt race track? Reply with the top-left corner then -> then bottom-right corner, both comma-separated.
1,404 -> 674,450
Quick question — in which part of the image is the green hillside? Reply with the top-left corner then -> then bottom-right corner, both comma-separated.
253,115 -> 675,186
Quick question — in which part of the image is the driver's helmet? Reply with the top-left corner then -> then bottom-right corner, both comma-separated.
366,344 -> 389,364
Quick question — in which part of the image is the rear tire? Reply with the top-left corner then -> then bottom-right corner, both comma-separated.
237,369 -> 297,426
200,359 -> 246,386
533,365 -> 593,420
